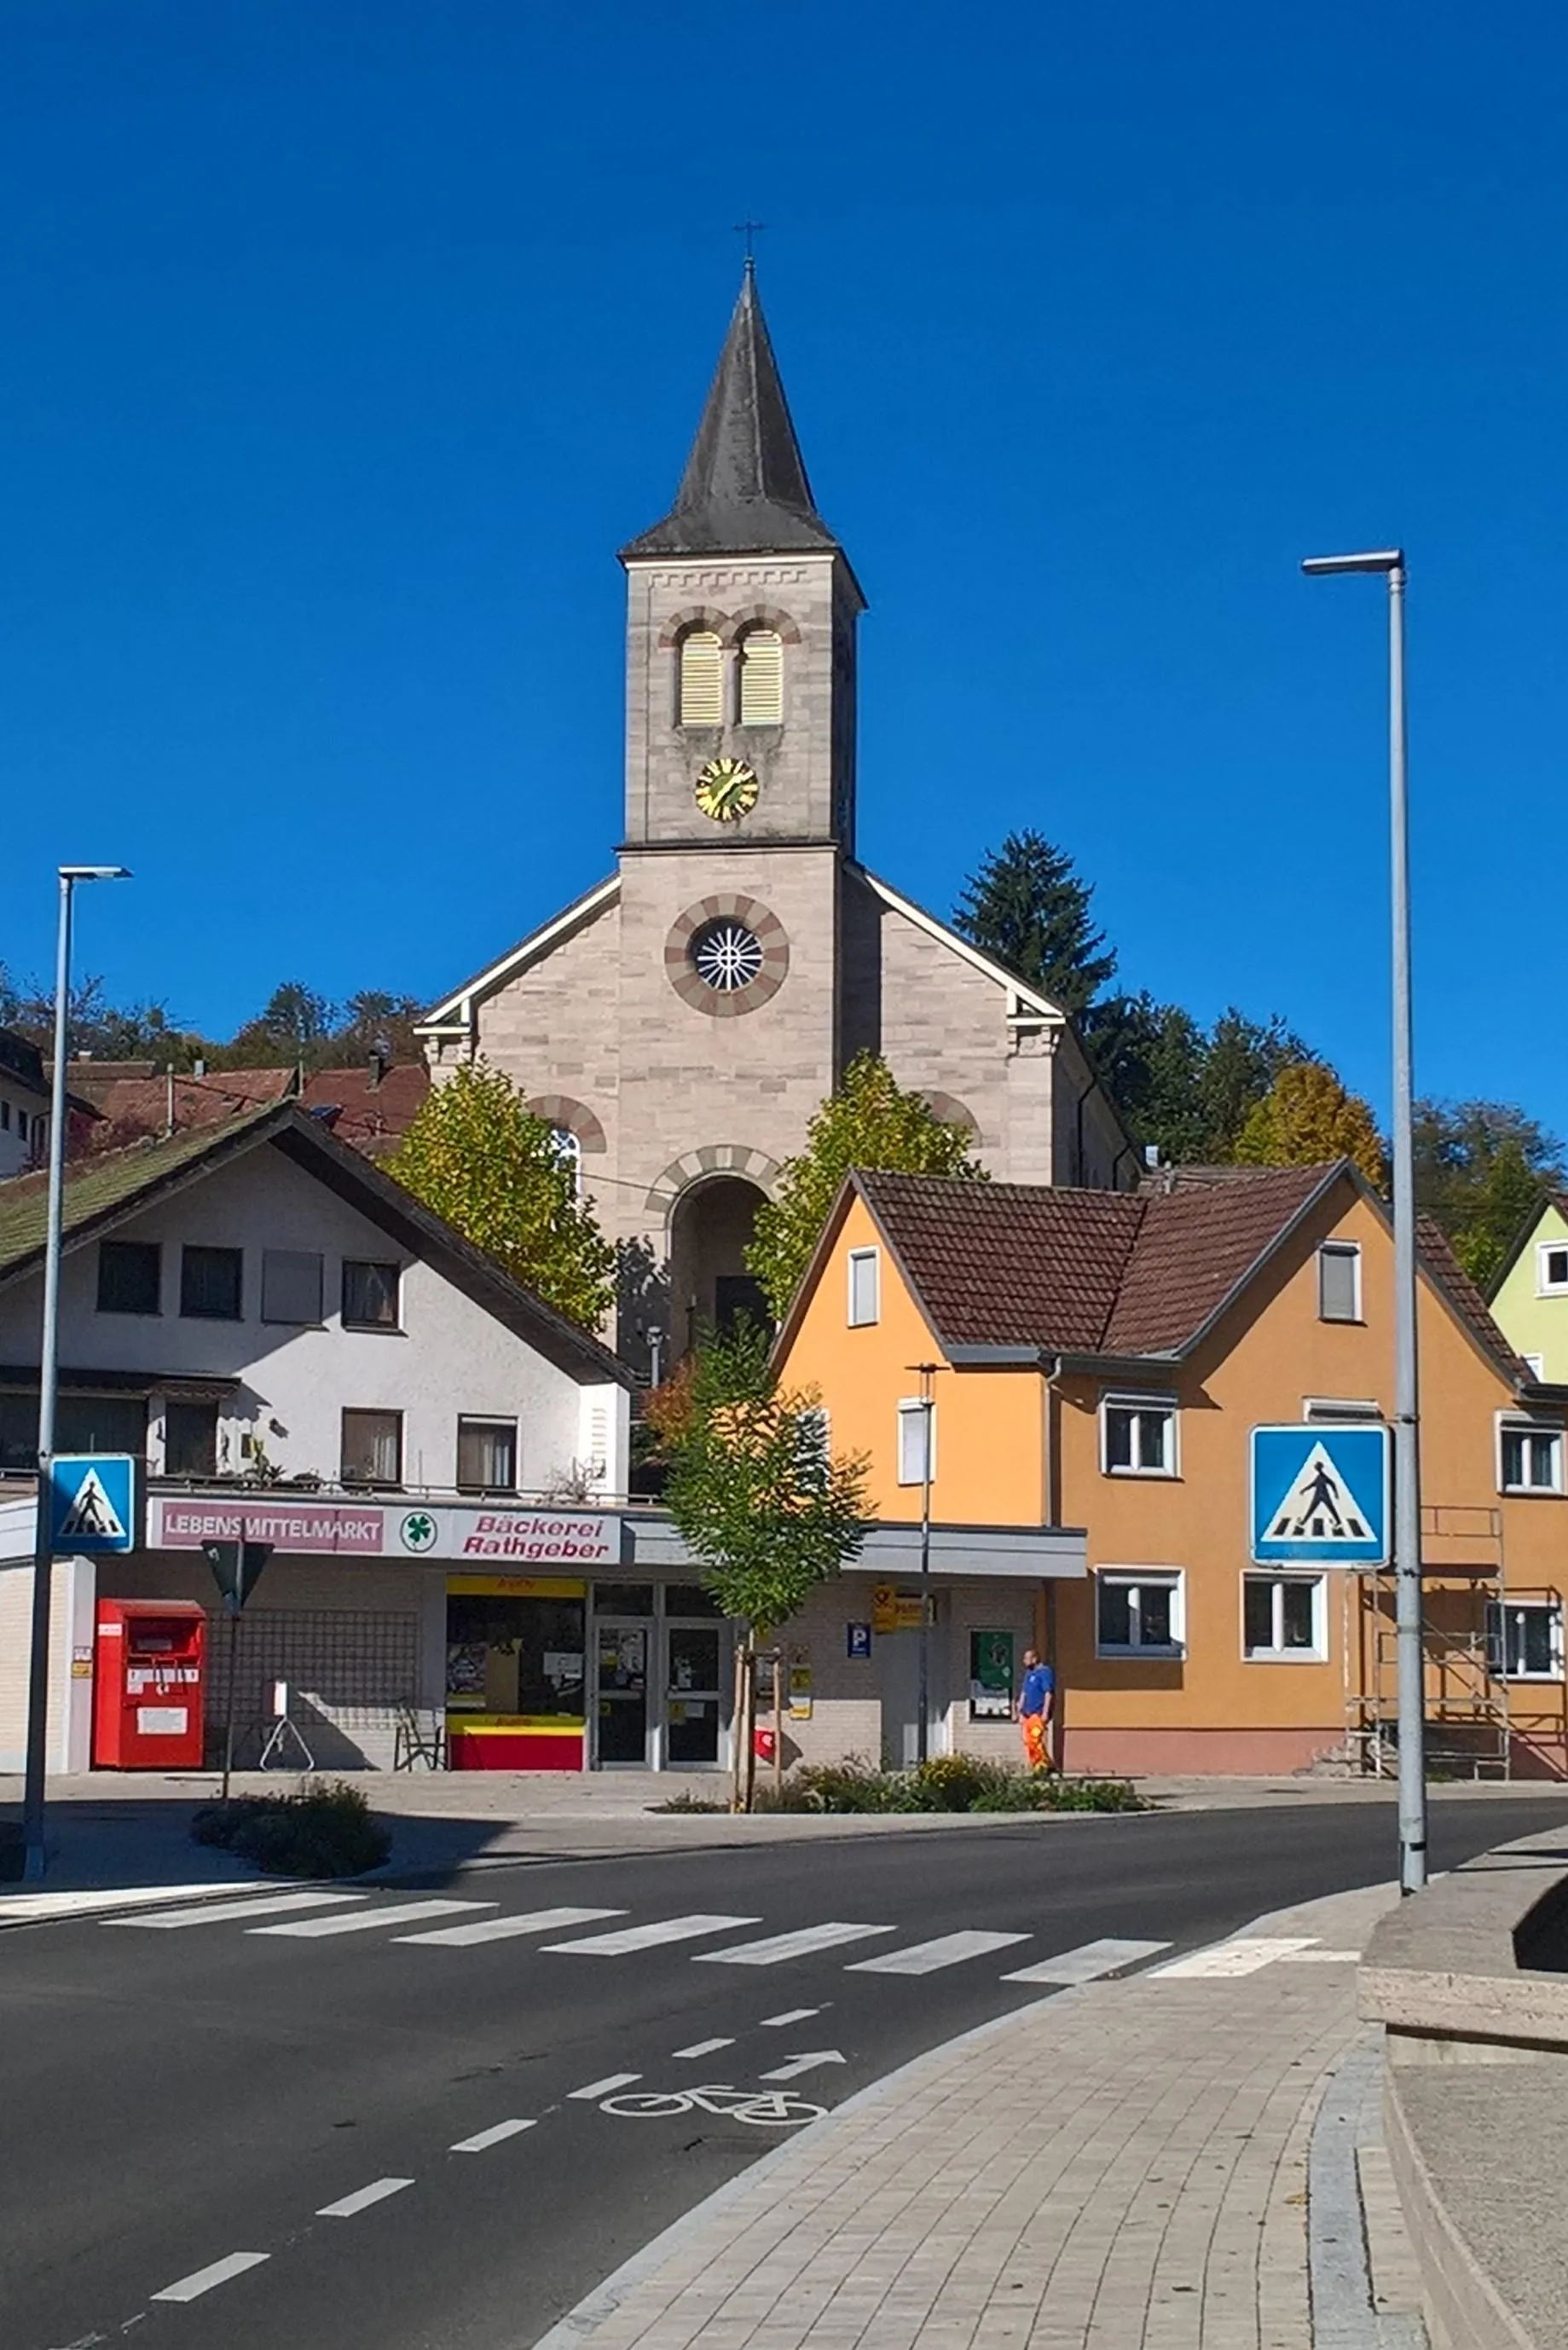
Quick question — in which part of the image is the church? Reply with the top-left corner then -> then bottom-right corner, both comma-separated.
417,268 -> 1137,1368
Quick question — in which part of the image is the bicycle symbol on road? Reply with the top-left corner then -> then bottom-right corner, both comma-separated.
599,2081 -> 826,2127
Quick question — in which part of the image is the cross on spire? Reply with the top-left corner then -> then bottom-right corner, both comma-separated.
732,218 -> 766,270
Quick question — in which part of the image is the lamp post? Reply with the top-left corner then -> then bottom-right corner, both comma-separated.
1300,549 -> 1425,1895
22,864 -> 131,1882
907,1363 -> 943,1765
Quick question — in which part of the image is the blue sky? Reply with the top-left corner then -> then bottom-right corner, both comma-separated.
2,3 -> 1564,1139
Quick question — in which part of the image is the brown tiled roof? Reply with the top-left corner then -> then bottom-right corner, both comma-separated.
82,1069 -> 293,1137
857,1164 -> 1341,1360
298,1065 -> 429,1157
1104,1166 -> 1333,1352
1414,1213 -> 1532,1385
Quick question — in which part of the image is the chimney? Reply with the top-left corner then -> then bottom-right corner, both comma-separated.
369,1037 -> 392,1091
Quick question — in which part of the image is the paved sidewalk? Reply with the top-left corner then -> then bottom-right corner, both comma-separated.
540,1884 -> 1420,2350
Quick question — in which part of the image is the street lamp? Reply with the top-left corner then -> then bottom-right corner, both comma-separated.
906,1363 -> 944,1765
22,864 -> 131,1881
1300,548 -> 1426,1895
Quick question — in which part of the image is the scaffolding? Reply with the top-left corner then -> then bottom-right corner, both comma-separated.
1345,1504 -> 1514,1780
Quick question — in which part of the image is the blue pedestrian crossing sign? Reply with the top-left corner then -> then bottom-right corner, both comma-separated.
1251,1425 -> 1389,1564
49,1454 -> 142,1554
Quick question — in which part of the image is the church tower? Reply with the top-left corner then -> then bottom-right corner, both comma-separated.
613,267 -> 865,1344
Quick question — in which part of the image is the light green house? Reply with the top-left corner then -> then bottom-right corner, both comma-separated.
1489,1193 -> 1568,1384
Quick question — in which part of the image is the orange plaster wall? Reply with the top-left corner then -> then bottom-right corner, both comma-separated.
779,1178 -> 1568,1774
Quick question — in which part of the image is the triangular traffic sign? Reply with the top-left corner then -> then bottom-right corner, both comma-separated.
57,1468 -> 127,1543
1264,1439 -> 1375,1545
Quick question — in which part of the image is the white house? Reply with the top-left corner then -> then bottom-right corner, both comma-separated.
0,1103 -> 633,1773
0,1028 -> 52,1181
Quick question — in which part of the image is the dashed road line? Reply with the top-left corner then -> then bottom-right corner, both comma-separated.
316,2177 -> 415,2218
151,2251 -> 270,2301
673,2037 -> 735,2059
398,1907 -> 625,1948
252,1900 -> 493,1939
570,2072 -> 642,2099
759,2006 -> 825,2027
1002,1937 -> 1171,1985
849,1930 -> 1030,1976
450,2118 -> 538,2152
544,1914 -> 760,1956
695,1922 -> 894,1966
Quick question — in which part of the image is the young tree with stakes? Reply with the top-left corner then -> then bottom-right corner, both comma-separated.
663,1320 -> 870,1810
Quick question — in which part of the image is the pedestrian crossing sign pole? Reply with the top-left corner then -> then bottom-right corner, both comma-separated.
1250,1426 -> 1390,1565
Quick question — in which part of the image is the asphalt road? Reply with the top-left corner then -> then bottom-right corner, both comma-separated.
3,1794 -> 1565,2350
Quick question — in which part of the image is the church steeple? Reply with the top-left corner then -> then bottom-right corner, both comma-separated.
622,266 -> 839,558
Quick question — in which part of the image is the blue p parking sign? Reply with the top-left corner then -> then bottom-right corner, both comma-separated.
1251,1425 -> 1389,1565
49,1455 -> 142,1554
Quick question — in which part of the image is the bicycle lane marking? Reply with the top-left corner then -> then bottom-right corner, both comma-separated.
598,2082 -> 829,2127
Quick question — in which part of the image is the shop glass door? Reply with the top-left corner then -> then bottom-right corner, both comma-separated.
595,1622 -> 650,1765
666,1622 -> 726,1767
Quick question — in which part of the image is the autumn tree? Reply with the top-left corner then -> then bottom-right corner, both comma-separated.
953,830 -> 1117,1017
663,1319 -> 870,1809
1234,1063 -> 1387,1188
388,1060 -> 616,1328
746,1051 -> 987,1320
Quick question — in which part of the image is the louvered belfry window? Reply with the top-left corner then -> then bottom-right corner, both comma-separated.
738,630 -> 783,724
679,631 -> 724,725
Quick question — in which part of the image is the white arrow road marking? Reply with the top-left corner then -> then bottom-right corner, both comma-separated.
1002,1937 -> 1171,1985
673,2037 -> 735,2059
113,1890 -> 368,1929
399,1907 -> 625,1948
848,1930 -> 1030,1976
570,2072 -> 642,2099
316,2178 -> 414,2218
152,2252 -> 269,2301
1151,1936 -> 1320,1979
759,2050 -> 847,2082
694,1922 -> 894,1966
252,1899 -> 493,1939
450,2119 -> 537,2152
544,1913 -> 760,1955
758,2006 -> 825,2027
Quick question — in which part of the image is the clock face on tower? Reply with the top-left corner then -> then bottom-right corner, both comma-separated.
694,756 -> 760,825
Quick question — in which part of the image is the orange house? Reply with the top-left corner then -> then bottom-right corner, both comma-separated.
772,1163 -> 1568,1778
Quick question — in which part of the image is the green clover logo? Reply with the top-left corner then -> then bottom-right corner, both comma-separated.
400,1511 -> 437,1554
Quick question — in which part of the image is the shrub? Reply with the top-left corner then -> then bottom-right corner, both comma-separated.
751,1756 -> 1145,1816
190,1779 -> 391,1877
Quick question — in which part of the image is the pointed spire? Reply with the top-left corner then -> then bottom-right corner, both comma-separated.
622,269 -> 839,559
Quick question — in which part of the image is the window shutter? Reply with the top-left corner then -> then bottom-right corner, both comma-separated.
680,632 -> 724,725
738,631 -> 783,724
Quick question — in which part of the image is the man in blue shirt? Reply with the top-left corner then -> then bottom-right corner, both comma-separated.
1018,1648 -> 1055,1771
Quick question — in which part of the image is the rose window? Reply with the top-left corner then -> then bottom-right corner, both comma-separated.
691,918 -> 765,993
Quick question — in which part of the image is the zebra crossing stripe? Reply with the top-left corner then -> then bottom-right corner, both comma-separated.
543,1913 -> 760,1955
848,1930 -> 1031,1976
1001,1937 -> 1171,1984
694,1921 -> 895,1966
111,1890 -> 367,1929
1150,1936 -> 1319,1979
251,1899 -> 493,1939
398,1907 -> 625,1948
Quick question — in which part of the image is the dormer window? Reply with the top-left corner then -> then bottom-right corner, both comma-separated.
679,631 -> 724,726
738,629 -> 783,724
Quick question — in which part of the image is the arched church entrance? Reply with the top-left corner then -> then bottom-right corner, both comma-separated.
668,1175 -> 771,1356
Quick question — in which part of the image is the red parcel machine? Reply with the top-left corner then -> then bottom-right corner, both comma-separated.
93,1599 -> 207,1769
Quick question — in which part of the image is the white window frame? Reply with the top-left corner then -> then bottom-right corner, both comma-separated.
1241,1571 -> 1328,1662
1537,1242 -> 1568,1297
1521,1354 -> 1546,1380
847,1247 -> 880,1328
1486,1598 -> 1565,1682
1317,1241 -> 1363,1323
1304,1397 -> 1382,1424
1099,1392 -> 1178,1479
1094,1568 -> 1185,1659
896,1398 -> 935,1487
1496,1414 -> 1565,1496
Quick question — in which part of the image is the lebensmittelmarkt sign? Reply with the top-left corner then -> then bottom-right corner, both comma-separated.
146,1494 -> 621,1565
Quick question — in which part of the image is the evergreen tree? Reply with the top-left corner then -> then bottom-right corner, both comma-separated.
953,831 -> 1117,1016
1414,1100 -> 1562,1287
745,1052 -> 987,1320
389,1060 -> 616,1328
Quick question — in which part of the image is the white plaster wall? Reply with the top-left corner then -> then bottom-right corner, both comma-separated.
0,1139 -> 624,1498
